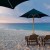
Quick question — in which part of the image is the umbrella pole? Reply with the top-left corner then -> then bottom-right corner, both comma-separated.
32,16 -> 34,34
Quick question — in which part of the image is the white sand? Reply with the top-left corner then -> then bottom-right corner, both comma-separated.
35,30 -> 50,36
0,29 -> 50,50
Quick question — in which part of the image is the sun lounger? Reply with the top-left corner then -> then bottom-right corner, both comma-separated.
25,34 -> 40,46
42,35 -> 50,46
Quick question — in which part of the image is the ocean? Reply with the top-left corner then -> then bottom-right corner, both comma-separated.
0,23 -> 50,31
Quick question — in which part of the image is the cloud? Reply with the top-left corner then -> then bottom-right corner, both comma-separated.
0,16 -> 32,23
0,6 -> 32,23
0,6 -> 23,17
44,3 -> 50,9
41,17 -> 50,23
34,17 -> 50,23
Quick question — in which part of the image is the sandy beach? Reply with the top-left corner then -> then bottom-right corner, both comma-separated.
0,29 -> 50,50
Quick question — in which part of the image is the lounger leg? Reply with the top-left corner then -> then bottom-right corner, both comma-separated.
27,42 -> 29,46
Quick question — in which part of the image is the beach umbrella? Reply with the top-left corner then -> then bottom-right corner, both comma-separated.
0,0 -> 28,9
20,9 -> 48,34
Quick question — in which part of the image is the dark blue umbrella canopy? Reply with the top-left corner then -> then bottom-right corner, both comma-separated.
0,0 -> 28,9
20,9 -> 48,18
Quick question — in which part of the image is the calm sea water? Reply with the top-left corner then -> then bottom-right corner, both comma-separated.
0,23 -> 50,31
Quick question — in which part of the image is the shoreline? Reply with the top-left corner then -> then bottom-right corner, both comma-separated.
0,29 -> 50,36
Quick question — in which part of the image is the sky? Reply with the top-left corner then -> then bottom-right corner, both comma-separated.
0,0 -> 50,23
